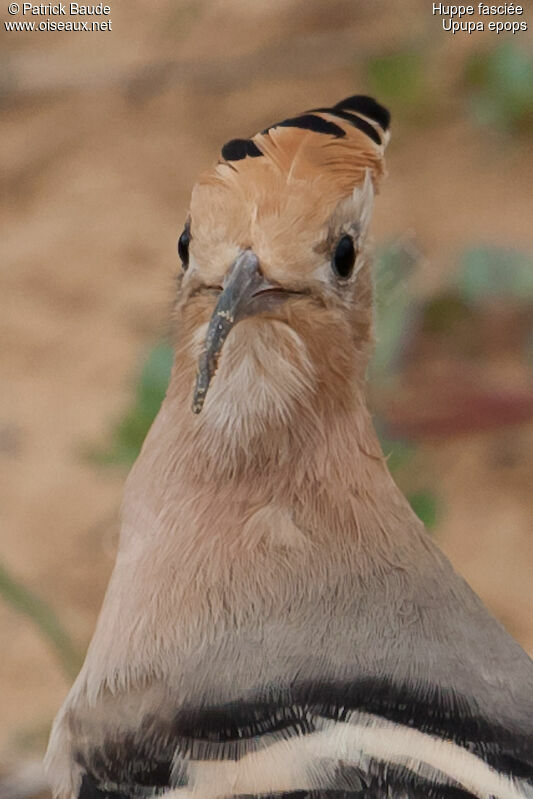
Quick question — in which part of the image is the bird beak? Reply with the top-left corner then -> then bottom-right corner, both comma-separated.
192,249 -> 289,414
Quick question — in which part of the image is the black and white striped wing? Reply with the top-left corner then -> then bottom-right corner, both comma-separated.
76,679 -> 533,799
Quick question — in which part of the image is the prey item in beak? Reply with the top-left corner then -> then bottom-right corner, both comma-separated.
192,250 -> 287,414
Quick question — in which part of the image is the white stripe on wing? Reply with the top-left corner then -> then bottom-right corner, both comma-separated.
164,713 -> 532,799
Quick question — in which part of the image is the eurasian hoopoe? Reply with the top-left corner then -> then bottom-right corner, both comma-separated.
45,96 -> 533,799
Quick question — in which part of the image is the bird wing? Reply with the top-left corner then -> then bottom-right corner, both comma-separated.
49,540 -> 533,799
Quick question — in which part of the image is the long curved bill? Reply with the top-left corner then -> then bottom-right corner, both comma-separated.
192,250 -> 265,414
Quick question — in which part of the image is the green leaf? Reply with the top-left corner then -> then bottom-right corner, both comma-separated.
90,342 -> 173,466
0,562 -> 82,679
408,491 -> 439,529
137,342 -> 174,415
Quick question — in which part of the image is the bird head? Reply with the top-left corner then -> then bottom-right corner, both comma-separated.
173,96 -> 390,440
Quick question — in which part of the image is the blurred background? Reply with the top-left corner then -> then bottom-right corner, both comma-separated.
1,0 -> 533,793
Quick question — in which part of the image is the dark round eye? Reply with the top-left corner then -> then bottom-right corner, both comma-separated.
177,224 -> 190,270
332,234 -> 356,280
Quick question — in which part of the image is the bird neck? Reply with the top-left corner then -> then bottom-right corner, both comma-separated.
129,376 -> 410,537
108,378 -> 420,680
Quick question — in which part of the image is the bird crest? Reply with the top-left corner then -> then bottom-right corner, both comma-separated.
220,94 -> 390,191
192,95 -> 391,235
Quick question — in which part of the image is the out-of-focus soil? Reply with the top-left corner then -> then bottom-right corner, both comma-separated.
1,0 -> 532,769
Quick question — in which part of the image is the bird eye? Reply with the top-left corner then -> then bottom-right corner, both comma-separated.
332,234 -> 356,280
177,224 -> 191,270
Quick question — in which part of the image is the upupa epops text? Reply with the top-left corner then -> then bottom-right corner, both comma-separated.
45,95 -> 533,799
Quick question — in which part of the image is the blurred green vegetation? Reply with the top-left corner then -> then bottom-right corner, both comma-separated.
366,49 -> 428,115
0,563 -> 82,679
373,242 -> 438,528
372,240 -> 420,378
457,246 -> 533,304
465,43 -> 533,134
89,341 -> 174,466
365,41 -> 533,137
376,241 -> 533,528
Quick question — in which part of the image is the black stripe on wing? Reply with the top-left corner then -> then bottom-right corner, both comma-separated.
79,774 -> 129,799
78,769 -> 184,799
233,772 -> 479,798
172,701 -> 315,762
168,678 -> 533,781
174,699 -> 313,742
75,726 -> 183,799
75,676 -> 533,798
293,678 -> 533,781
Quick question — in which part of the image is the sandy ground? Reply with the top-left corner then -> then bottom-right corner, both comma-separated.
1,0 -> 532,772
